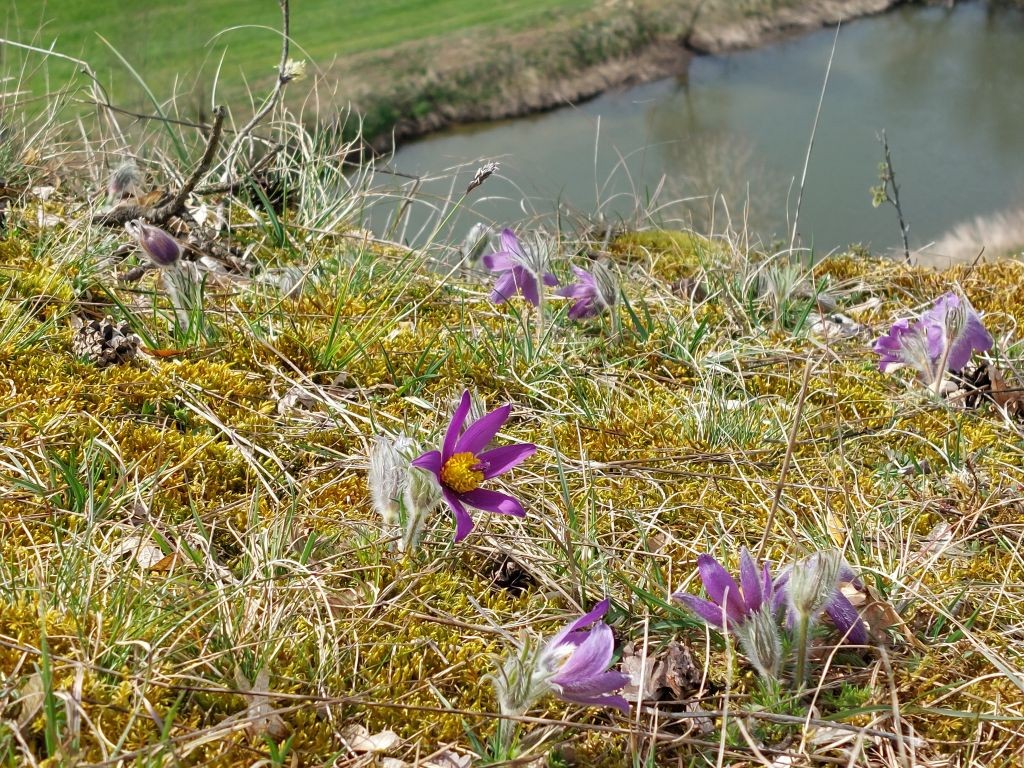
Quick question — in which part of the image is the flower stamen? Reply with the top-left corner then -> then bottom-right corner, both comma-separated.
440,451 -> 485,493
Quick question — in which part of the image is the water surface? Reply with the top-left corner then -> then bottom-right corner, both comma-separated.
383,3 -> 1024,255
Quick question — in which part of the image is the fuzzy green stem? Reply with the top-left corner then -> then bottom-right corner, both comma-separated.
793,612 -> 810,691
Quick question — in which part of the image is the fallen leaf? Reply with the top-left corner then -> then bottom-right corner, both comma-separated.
235,667 -> 289,741
339,724 -> 401,754
620,641 -> 700,703
14,672 -> 44,728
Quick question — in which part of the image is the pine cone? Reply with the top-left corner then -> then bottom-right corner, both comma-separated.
73,316 -> 141,368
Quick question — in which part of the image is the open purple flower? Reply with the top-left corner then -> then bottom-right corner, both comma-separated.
483,229 -> 558,306
673,549 -> 772,629
411,390 -> 535,541
538,599 -> 630,712
557,263 -> 618,320
773,552 -> 868,645
125,219 -> 181,267
873,292 -> 992,379
673,549 -> 781,678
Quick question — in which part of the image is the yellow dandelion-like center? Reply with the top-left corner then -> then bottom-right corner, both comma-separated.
440,452 -> 485,494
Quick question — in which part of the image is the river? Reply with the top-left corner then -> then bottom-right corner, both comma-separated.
377,2 -> 1024,259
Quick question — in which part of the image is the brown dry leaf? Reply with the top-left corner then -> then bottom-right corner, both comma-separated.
235,667 -> 289,742
147,551 -> 180,572
840,582 -> 923,650
620,641 -> 700,703
108,536 -> 166,569
14,672 -> 45,728
422,751 -> 474,768
987,366 -> 1024,418
339,723 -> 401,754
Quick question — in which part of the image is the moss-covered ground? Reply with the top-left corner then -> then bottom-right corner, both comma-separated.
0,189 -> 1022,767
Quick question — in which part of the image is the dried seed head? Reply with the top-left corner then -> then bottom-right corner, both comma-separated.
466,161 -> 499,194
281,58 -> 307,83
125,219 -> 181,268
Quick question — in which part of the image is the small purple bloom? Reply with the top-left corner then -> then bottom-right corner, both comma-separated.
483,229 -> 558,307
557,263 -> 618,320
539,599 -> 630,712
873,292 -> 992,378
673,548 -> 772,630
125,219 -> 181,267
411,390 -> 535,541
773,554 -> 868,645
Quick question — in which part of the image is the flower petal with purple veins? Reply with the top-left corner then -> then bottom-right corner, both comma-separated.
483,251 -> 517,272
516,266 -> 541,306
477,443 -> 537,479
696,554 -> 745,625
490,271 -> 519,304
410,450 -> 443,476
499,228 -> 523,256
442,488 -> 476,542
824,593 -> 868,645
738,548 -> 762,614
460,487 -> 526,517
674,594 -> 727,629
455,405 -> 511,455
551,623 -> 614,686
443,391 -> 472,459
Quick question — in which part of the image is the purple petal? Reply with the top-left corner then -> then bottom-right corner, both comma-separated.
542,272 -> 560,288
442,488 -> 475,542
443,391 -> 472,459
483,250 -> 516,272
696,554 -> 745,624
454,404 -> 510,455
738,548 -> 763,613
555,687 -> 630,714
547,599 -> 610,648
824,594 -> 868,645
410,450 -> 442,477
459,487 -> 526,517
499,228 -> 523,257
568,298 -> 597,319
673,593 -> 726,630
490,271 -> 519,304
476,442 -> 536,479
947,310 -> 993,371
516,266 -> 541,307
551,622 -> 614,686
873,319 -> 912,372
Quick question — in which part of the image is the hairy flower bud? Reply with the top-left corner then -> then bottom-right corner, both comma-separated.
733,604 -> 782,680
125,219 -> 181,267
368,434 -> 415,526
786,549 -> 844,622
460,222 -> 491,264
108,162 -> 142,200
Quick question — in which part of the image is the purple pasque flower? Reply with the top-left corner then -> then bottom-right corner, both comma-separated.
921,292 -> 993,371
125,219 -> 181,267
873,292 -> 992,378
673,548 -> 782,678
557,262 -> 618,320
411,390 -> 535,541
483,229 -> 558,307
673,548 -> 773,630
537,599 -> 630,712
773,551 -> 868,645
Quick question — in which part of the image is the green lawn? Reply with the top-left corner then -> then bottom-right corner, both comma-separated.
4,0 -> 595,107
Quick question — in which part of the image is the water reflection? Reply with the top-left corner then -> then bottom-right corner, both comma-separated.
384,2 -> 1024,254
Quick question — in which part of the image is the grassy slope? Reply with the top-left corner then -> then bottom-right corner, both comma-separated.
0,195 -> 1023,764
5,0 -> 593,104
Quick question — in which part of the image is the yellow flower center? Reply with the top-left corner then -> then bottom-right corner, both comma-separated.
440,451 -> 485,494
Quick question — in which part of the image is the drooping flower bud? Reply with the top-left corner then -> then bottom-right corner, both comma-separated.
125,220 -> 181,268
108,162 -> 142,200
732,604 -> 783,680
